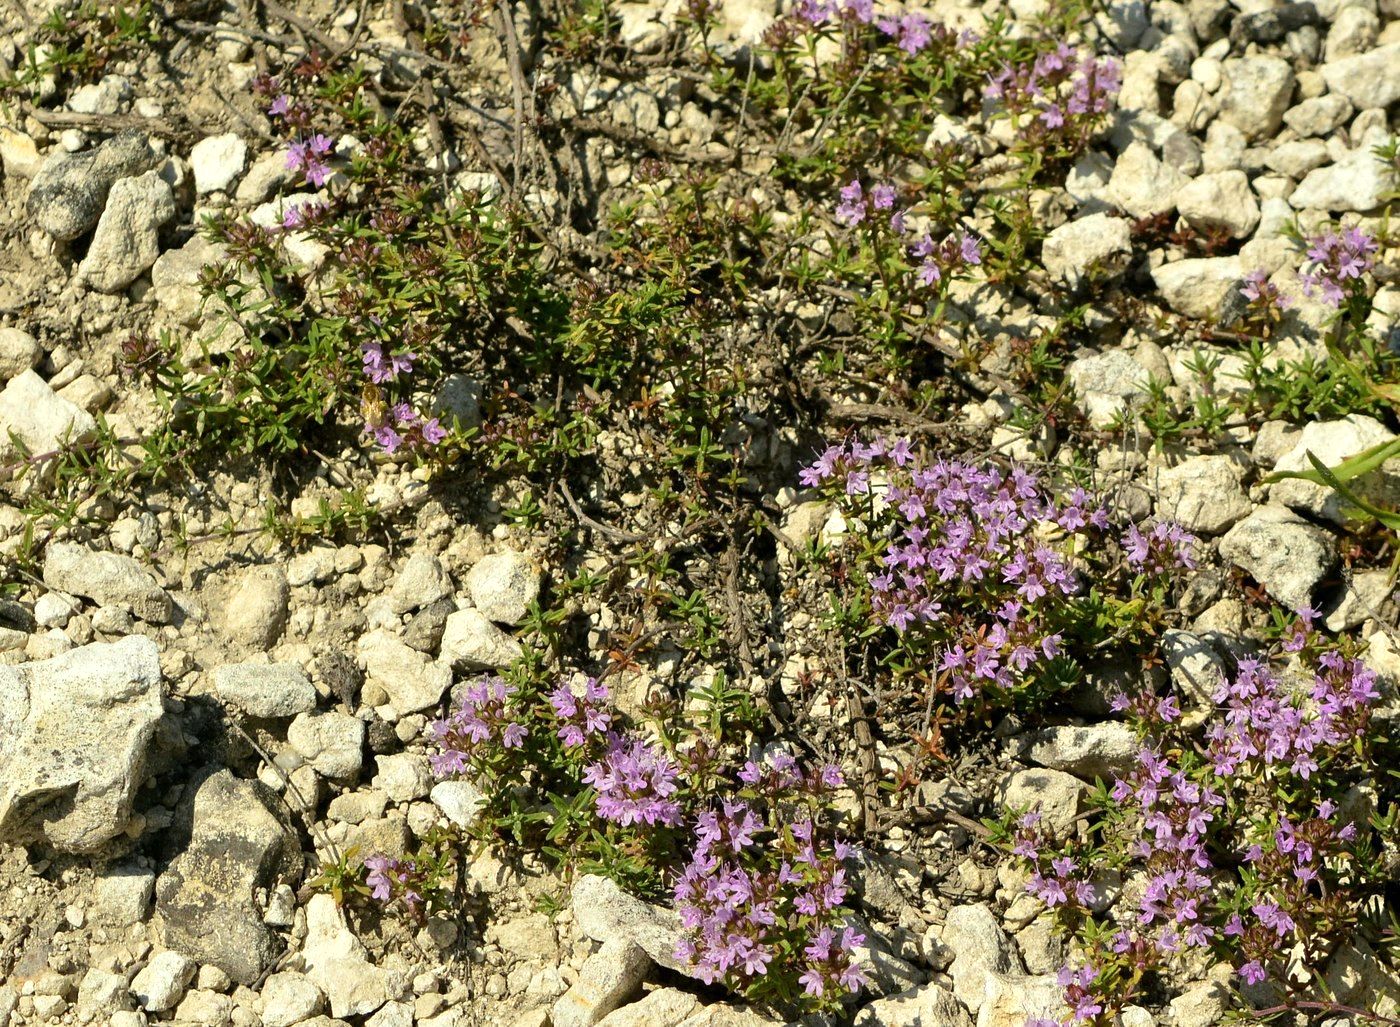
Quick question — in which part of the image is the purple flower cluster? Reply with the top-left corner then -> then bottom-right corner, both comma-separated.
794,0 -> 954,55
583,734 -> 683,827
1299,226 -> 1377,306
285,133 -> 335,187
548,677 -> 613,748
1021,618 -> 1385,1024
802,439 -> 1112,702
1122,520 -> 1199,575
428,675 -> 527,777
832,180 -> 984,293
673,755 -> 867,1003
368,401 -> 448,455
985,44 -> 1121,144
364,854 -> 430,915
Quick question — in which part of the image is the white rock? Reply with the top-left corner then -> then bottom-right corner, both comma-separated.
1218,55 -> 1295,140
1319,43 -> 1400,110
0,636 -> 163,852
388,552 -> 453,615
1107,141 -> 1189,218
976,972 -> 1063,1027
131,951 -> 195,1013
1041,213 -> 1133,287
595,989 -> 700,1027
430,780 -> 486,828
260,972 -> 325,1027
77,171 -> 176,293
189,133 -> 248,194
1175,170 -> 1259,238
93,864 -> 155,925
1266,139 -> 1331,178
466,550 -> 542,624
551,939 -> 651,1027
77,967 -> 132,1020
302,893 -> 393,1017
1020,723 -> 1140,781
373,753 -> 432,803
174,990 -> 232,1027
1066,349 -> 1152,428
1218,504 -> 1336,609
1289,145 -> 1395,212
942,905 -> 1025,1015
358,629 -> 452,713
1151,256 -> 1244,319
223,565 -> 290,648
287,712 -> 365,780
1283,94 -> 1353,137
0,368 -> 97,469
996,769 -> 1085,840
0,328 -> 41,380
856,981 -> 971,1027
211,662 -> 316,718
573,875 -> 688,974
42,540 -> 171,622
1151,454 -> 1253,534
439,608 -> 523,670
1324,5 -> 1379,60
69,75 -> 127,115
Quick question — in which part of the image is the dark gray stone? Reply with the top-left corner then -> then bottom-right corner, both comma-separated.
26,130 -> 158,241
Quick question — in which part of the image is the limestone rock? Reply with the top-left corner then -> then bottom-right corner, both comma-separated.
0,636 -> 162,851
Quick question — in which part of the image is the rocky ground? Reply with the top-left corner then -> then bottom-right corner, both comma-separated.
0,0 -> 1396,1026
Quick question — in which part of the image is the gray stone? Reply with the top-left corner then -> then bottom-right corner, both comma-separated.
551,939 -> 651,1027
430,780 -> 486,828
42,541 -> 171,623
1020,723 -> 1140,781
223,565 -> 290,648
1289,146 -> 1395,212
977,972 -> 1063,1027
155,768 -> 301,985
855,981 -> 971,1027
260,972 -> 326,1027
466,550 -> 542,625
211,662 -> 317,719
303,893 -> 393,1018
1218,56 -> 1295,140
1283,94 -> 1353,137
573,874 -> 688,974
1265,139 -> 1331,179
26,130 -> 158,240
93,864 -> 156,925
0,328 -> 41,380
1323,569 -> 1395,632
0,369 -> 98,468
1152,453 -> 1253,535
388,552 -> 453,615
1319,43 -> 1400,110
1107,141 -> 1189,218
595,989 -> 700,1027
76,967 -> 132,1020
997,769 -> 1085,840
1151,256 -> 1244,320
942,904 -> 1025,1015
76,171 -> 176,293
189,133 -> 248,195
439,608 -> 524,670
1162,629 -> 1230,713
1067,349 -> 1152,428
288,711 -> 365,780
1041,213 -> 1133,287
372,753 -> 431,803
0,636 -> 162,851
358,629 -> 452,713
1175,170 -> 1259,238
131,951 -> 195,1013
1218,504 -> 1336,609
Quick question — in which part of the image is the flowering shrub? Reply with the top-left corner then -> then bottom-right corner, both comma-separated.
1005,611 -> 1400,1025
801,437 -> 1195,711
360,671 -> 867,1012
1300,227 -> 1378,308
984,43 -> 1121,158
673,754 -> 867,1004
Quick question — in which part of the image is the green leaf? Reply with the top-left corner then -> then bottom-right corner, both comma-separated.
1263,437 -> 1400,488
1296,450 -> 1400,531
